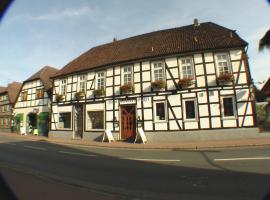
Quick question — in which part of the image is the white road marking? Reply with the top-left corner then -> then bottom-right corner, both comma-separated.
24,145 -> 47,151
123,158 -> 181,162
0,142 -> 16,145
58,151 -> 97,157
214,157 -> 270,162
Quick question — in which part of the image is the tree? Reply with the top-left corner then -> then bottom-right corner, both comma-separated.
259,29 -> 270,51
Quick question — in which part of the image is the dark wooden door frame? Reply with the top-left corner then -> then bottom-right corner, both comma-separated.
120,105 -> 137,140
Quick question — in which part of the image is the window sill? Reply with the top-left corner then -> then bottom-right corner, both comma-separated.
85,129 -> 105,132
154,120 -> 167,123
222,117 -> 237,120
57,128 -> 72,131
183,119 -> 198,122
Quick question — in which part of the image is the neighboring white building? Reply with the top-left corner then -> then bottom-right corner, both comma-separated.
14,66 -> 58,136
49,21 -> 255,141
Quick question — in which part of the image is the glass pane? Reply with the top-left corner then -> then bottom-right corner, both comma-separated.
88,111 -> 104,129
59,113 -> 71,128
185,100 -> 196,119
223,98 -> 234,117
156,102 -> 165,120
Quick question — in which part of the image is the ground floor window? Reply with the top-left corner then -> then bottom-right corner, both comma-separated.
87,110 -> 104,130
58,112 -> 71,129
184,99 -> 197,120
222,97 -> 235,117
154,101 -> 167,122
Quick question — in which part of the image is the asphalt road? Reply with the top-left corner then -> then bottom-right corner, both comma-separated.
0,134 -> 270,200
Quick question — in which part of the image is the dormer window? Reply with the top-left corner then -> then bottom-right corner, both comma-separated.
78,74 -> 86,92
96,71 -> 105,89
215,53 -> 231,75
179,57 -> 194,79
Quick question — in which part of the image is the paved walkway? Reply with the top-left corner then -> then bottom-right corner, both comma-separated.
1,131 -> 270,150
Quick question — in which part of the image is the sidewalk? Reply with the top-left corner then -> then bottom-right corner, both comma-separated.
1,131 -> 270,150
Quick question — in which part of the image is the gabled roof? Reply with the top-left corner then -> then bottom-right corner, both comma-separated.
0,87 -> 6,93
261,76 -> 270,96
7,82 -> 22,105
54,22 -> 248,78
0,82 -> 22,105
25,66 -> 59,92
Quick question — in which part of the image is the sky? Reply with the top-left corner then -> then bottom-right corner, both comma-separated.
0,0 -> 270,87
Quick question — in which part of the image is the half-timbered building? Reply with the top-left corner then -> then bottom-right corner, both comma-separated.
0,82 -> 22,132
50,20 -> 255,141
14,66 -> 58,136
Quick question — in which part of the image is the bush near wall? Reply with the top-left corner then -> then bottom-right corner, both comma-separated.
256,104 -> 270,131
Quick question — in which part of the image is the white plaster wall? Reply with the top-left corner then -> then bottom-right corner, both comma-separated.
165,57 -> 177,67
194,54 -> 203,64
200,118 -> 210,129
204,53 -> 214,62
211,117 -> 221,128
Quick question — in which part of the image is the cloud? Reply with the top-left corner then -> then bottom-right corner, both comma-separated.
31,6 -> 92,21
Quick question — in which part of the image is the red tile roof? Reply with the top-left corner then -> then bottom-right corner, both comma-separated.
25,66 -> 59,92
261,77 -> 270,96
54,22 -> 248,78
0,82 -> 22,105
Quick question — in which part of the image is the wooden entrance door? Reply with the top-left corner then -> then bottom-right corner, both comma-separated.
74,104 -> 84,138
121,106 -> 136,140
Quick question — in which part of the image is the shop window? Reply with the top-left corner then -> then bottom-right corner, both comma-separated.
58,112 -> 71,129
184,99 -> 197,120
222,97 -> 235,117
87,111 -> 104,130
154,101 -> 167,122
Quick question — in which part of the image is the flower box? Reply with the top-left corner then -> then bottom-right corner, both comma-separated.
75,91 -> 85,100
217,72 -> 234,82
178,78 -> 194,89
151,80 -> 166,90
55,93 -> 64,103
120,83 -> 134,93
93,87 -> 105,96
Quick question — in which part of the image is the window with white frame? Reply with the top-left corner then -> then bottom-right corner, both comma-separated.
180,57 -> 194,79
87,110 -> 104,130
183,99 -> 197,120
96,72 -> 105,89
58,112 -> 71,129
152,62 -> 165,81
215,53 -> 231,75
222,97 -> 235,118
122,65 -> 132,84
78,75 -> 86,92
60,79 -> 67,95
154,101 -> 167,122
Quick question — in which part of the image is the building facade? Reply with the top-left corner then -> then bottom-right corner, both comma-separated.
0,82 -> 22,132
14,66 -> 58,136
49,21 -> 255,140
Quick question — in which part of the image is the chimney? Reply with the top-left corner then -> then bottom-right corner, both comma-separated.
113,37 -> 117,42
193,18 -> 200,27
